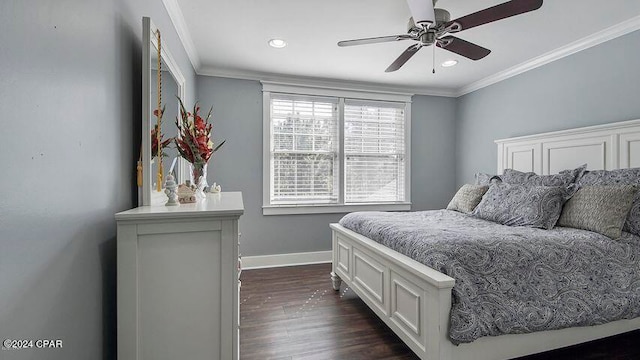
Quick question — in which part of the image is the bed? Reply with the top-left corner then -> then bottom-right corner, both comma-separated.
330,119 -> 640,360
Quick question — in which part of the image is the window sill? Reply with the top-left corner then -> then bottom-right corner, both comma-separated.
262,202 -> 412,216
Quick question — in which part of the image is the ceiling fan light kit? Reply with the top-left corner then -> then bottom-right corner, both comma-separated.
441,60 -> 458,67
268,39 -> 287,48
338,0 -> 543,72
406,0 -> 436,27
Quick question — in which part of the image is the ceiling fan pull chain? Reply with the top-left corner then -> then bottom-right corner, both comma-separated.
432,44 -> 436,74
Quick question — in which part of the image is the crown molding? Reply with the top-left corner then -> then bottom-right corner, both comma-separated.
197,66 -> 458,97
161,0 -> 639,98
456,15 -> 640,97
161,0 -> 201,71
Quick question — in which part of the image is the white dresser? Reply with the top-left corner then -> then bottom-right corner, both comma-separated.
116,192 -> 244,360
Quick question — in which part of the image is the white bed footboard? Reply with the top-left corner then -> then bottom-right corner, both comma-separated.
331,223 -> 455,360
331,223 -> 640,360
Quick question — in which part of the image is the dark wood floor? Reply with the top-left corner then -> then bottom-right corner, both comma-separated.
240,263 -> 640,360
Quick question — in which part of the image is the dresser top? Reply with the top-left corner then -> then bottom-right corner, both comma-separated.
116,192 -> 244,221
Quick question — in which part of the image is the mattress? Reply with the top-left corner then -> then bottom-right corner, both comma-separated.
339,210 -> 640,344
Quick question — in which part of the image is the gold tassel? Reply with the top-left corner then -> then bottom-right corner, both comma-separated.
137,160 -> 143,187
157,162 -> 163,192
155,29 -> 163,192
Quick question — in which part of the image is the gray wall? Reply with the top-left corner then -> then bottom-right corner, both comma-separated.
411,95 -> 458,211
0,0 -> 195,359
456,30 -> 640,186
197,76 -> 457,256
6,1 -> 634,355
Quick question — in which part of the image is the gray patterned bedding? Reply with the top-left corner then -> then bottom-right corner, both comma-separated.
339,210 -> 640,344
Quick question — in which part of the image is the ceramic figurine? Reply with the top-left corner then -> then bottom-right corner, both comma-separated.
164,174 -> 179,206
208,182 -> 222,193
177,184 -> 197,203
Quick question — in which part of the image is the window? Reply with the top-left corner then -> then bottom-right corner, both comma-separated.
262,83 -> 411,215
270,95 -> 339,204
344,100 -> 406,203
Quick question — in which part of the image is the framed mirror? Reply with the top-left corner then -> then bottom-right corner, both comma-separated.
141,17 -> 187,206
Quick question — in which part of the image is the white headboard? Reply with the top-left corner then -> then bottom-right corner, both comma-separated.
495,119 -> 640,174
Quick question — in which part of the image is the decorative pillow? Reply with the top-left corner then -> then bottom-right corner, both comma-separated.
557,185 -> 638,239
472,183 -> 569,229
474,172 -> 500,186
501,164 -> 587,187
577,168 -> 640,236
447,184 -> 489,214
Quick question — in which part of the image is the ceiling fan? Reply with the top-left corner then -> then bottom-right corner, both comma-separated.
337,0 -> 543,72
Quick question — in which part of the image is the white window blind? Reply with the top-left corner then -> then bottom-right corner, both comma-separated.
263,83 -> 411,215
270,94 -> 339,204
344,100 -> 406,203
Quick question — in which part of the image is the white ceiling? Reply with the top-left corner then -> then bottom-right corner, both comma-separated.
170,0 -> 640,96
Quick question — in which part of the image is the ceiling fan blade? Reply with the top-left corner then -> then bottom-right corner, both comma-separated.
406,0 -> 436,27
443,0 -> 543,33
338,34 -> 414,47
385,44 -> 422,72
437,36 -> 491,60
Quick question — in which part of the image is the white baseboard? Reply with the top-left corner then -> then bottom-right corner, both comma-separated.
241,250 -> 332,270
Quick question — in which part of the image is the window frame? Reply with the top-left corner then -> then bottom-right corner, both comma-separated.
262,82 -> 412,215
269,94 -> 340,205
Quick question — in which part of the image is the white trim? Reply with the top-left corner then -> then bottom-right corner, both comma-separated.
241,251 -> 332,269
261,81 -> 413,103
200,67 -> 456,97
494,119 -> 640,144
262,91 -> 271,211
263,203 -> 412,216
457,15 -> 640,96
141,17 -> 152,206
338,98 -> 346,206
404,102 -> 412,203
161,0 -> 201,70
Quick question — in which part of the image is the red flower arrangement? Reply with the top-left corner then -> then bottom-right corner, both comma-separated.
151,106 -> 172,158
175,98 -> 225,180
151,122 -> 172,159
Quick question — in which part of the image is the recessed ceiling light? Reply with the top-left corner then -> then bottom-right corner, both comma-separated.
268,39 -> 287,48
441,60 -> 458,67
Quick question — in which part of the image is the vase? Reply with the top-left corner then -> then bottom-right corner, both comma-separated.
190,163 -> 208,201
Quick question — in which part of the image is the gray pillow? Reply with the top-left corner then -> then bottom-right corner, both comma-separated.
557,185 -> 638,239
447,184 -> 489,214
501,164 -> 587,187
474,172 -> 500,186
577,168 -> 640,237
472,183 -> 569,229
